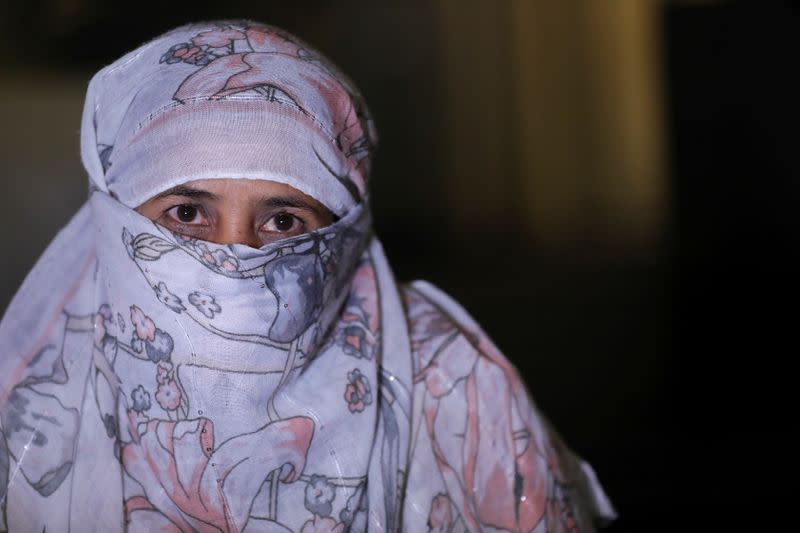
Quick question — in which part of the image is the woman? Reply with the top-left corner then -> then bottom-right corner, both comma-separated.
0,21 -> 614,531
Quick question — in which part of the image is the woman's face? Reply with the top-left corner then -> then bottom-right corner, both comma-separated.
136,178 -> 334,248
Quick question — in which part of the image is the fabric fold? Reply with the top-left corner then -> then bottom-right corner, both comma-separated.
0,19 -> 614,532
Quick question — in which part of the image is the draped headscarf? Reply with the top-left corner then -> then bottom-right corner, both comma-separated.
0,21 -> 615,532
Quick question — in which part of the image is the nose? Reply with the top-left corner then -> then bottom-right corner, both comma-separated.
217,214 -> 263,248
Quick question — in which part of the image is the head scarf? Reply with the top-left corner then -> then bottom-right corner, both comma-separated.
0,20 -> 614,532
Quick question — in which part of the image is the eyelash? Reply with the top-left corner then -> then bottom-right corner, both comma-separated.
162,204 -> 305,234
263,212 -> 304,233
165,204 -> 208,226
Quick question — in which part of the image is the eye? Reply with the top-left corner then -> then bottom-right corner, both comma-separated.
166,204 -> 207,225
263,212 -> 303,234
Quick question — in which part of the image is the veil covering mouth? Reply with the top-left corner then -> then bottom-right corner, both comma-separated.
0,20 -> 615,532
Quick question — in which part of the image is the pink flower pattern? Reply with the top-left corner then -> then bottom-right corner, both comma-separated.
130,305 -> 156,342
195,243 -> 239,272
343,369 -> 372,413
155,380 -> 181,411
160,42 -> 212,66
156,361 -> 171,385
128,305 -> 174,363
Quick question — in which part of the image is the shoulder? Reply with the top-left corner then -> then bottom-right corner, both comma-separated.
398,280 -> 616,532
399,280 -> 521,393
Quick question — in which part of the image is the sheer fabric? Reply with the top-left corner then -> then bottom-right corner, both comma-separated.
0,20 -> 614,532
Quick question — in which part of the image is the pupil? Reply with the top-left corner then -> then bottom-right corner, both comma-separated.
275,213 -> 293,231
177,205 -> 196,222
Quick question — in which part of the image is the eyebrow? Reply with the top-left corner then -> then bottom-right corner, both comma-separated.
259,195 -> 319,211
260,195 -> 338,222
153,185 -> 218,201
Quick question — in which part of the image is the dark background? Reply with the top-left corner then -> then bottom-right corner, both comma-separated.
0,1 -> 796,530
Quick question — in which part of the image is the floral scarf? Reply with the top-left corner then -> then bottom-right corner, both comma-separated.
0,21 -> 614,532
